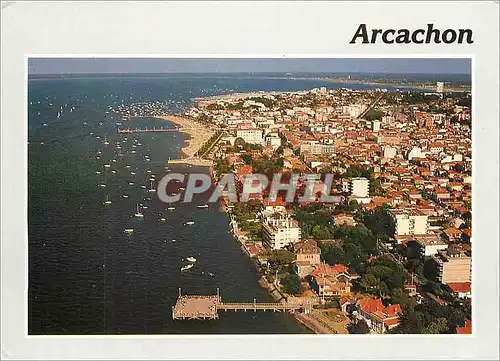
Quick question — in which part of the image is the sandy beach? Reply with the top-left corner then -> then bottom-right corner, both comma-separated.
155,115 -> 216,158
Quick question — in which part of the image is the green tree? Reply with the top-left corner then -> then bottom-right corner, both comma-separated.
282,274 -> 301,295
347,319 -> 370,334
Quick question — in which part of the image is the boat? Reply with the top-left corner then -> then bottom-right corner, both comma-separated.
111,170 -> 117,174
171,239 -> 177,243
130,171 -> 136,175
185,221 -> 195,226
197,204 -> 209,209
181,264 -> 194,272
104,136 -> 109,145
103,195 -> 112,205
95,171 -> 101,174
141,185 -> 147,189
159,218 -> 167,222
104,164 -> 111,168
167,207 -> 175,211
128,182 -> 134,185
186,257 -> 197,263
122,195 -> 129,198
208,272 -> 215,277
99,184 -> 106,188
134,204 -> 144,218
123,228 -> 134,234
148,181 -> 156,193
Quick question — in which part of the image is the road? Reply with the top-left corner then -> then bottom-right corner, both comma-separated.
357,93 -> 384,119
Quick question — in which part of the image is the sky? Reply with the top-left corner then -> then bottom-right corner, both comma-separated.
28,58 -> 471,75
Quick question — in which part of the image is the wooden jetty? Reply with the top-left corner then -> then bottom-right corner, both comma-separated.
172,289 -> 312,320
118,127 -> 179,134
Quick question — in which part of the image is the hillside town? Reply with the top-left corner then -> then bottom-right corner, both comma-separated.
186,85 -> 472,334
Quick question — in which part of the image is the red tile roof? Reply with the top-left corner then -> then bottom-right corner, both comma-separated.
448,282 -> 471,293
456,319 -> 472,334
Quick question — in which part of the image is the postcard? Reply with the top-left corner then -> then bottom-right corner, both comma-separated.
1,1 -> 498,360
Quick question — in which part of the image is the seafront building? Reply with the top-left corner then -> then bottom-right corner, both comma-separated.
262,217 -> 301,250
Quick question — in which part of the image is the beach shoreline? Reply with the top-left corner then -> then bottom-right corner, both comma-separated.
154,114 -> 216,159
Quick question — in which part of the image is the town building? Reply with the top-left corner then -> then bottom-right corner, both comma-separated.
293,239 -> 321,278
262,217 -> 301,250
311,264 -> 354,298
389,208 -> 430,239
236,128 -> 264,145
350,177 -> 370,198
355,297 -> 402,334
425,246 -> 472,284
299,141 -> 335,155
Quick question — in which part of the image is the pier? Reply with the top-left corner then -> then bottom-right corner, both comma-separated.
172,289 -> 312,320
118,127 -> 179,134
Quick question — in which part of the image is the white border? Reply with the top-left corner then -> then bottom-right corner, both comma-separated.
2,1 -> 499,360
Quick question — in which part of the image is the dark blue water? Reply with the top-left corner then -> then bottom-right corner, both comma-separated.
28,74 -> 399,335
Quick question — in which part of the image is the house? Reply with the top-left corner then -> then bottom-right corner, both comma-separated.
356,297 -> 402,334
333,213 -> 356,226
310,264 -> 354,298
456,319 -> 472,334
293,239 -> 321,278
442,227 -> 463,243
447,282 -> 471,299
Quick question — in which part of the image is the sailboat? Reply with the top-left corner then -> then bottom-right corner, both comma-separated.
103,195 -> 112,205
148,180 -> 156,193
134,204 -> 144,218
104,135 -> 109,145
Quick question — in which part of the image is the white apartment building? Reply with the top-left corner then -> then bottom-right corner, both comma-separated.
383,146 -> 397,159
372,120 -> 381,132
236,128 -> 264,145
262,217 -> 301,250
436,82 -> 444,93
299,141 -> 335,155
350,177 -> 370,198
265,133 -> 282,150
389,208 -> 429,237
342,104 -> 366,118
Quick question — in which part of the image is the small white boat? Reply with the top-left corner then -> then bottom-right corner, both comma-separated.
122,195 -> 129,198
171,239 -> 177,243
181,264 -> 194,272
146,170 -> 152,173
185,221 -> 195,226
134,204 -> 144,218
167,207 -> 175,211
95,171 -> 101,174
197,204 -> 209,209
186,257 -> 197,263
141,185 -> 147,189
159,218 -> 167,222
128,182 -> 134,185
123,228 -> 134,234
149,181 -> 156,193
104,164 -> 111,168
111,170 -> 117,174
142,205 -> 148,209
208,272 -> 215,277
99,184 -> 106,188
103,195 -> 112,205
130,172 -> 136,175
